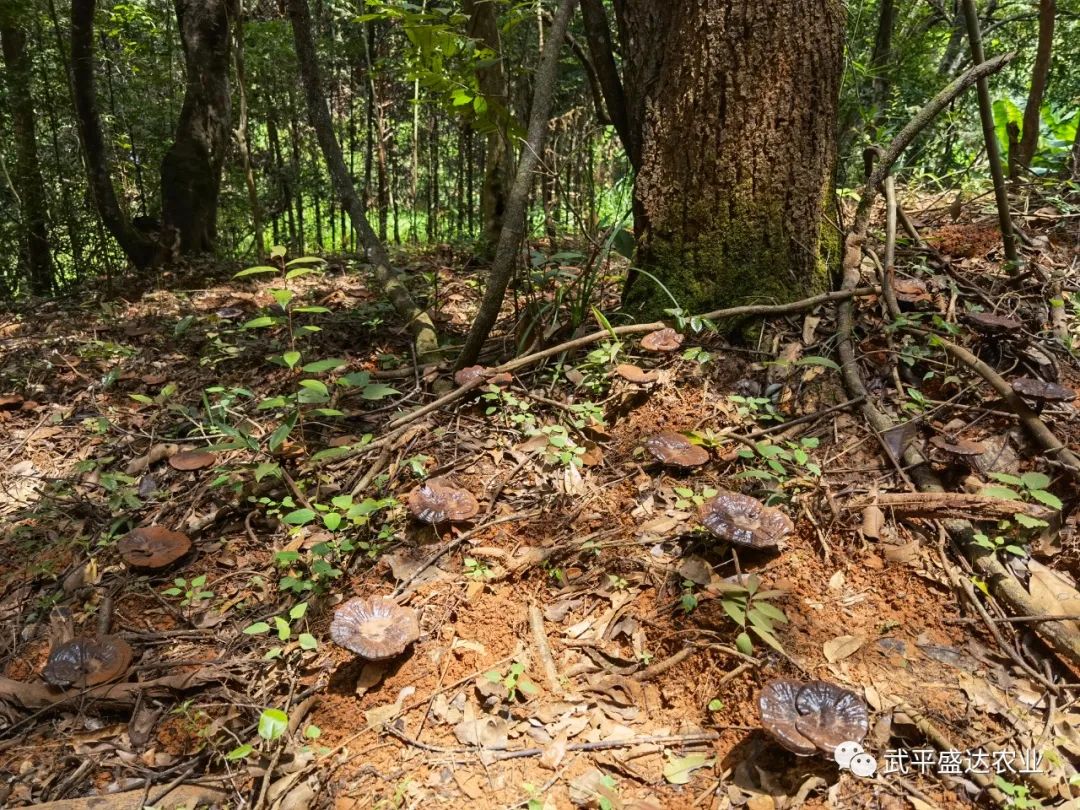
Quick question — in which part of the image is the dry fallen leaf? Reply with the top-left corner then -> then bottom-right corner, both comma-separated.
823,634 -> 866,663
663,752 -> 714,785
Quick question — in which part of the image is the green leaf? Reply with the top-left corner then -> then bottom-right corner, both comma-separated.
981,486 -> 1021,501
361,383 -> 399,401
271,289 -> 294,308
323,512 -> 342,531
129,393 -> 154,405
753,602 -> 788,623
286,255 -> 326,267
298,632 -> 318,650
243,316 -> 277,329
274,616 -> 291,641
244,622 -> 271,635
283,508 -> 316,525
303,358 -> 346,373
708,699 -> 724,711
338,371 -> 371,387
283,351 -> 301,369
258,708 -> 289,741
304,724 -> 322,739
989,472 -> 1024,487
1029,489 -> 1063,510
311,446 -> 355,462
751,625 -> 787,654
794,355 -> 840,371
1020,472 -> 1051,491
293,306 -> 331,314
289,602 -> 309,620
299,379 -> 329,396
268,412 -> 297,452
235,265 -> 280,277
735,631 -> 753,656
722,599 -> 746,626
254,462 -> 281,482
225,743 -> 253,760
270,245 -> 286,259
1014,513 -> 1048,529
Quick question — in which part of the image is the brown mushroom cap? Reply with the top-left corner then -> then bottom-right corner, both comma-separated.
1011,377 -> 1076,403
699,491 -> 793,549
42,635 -> 133,688
759,679 -> 869,756
965,311 -> 1023,334
792,680 -> 870,753
640,328 -> 684,353
169,450 -> 217,471
759,679 -> 818,755
615,364 -> 659,384
330,596 -> 420,660
929,435 -> 986,457
118,526 -> 192,570
408,481 -> 480,523
643,432 -> 709,468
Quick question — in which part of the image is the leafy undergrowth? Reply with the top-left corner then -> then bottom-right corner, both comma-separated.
1,197 -> 1080,809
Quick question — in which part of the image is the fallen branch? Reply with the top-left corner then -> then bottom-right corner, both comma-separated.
22,784 -> 228,810
0,667 -> 227,711
848,492 -> 1055,523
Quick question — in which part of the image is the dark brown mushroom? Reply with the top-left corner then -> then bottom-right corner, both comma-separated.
1011,377 -> 1076,406
965,311 -> 1023,335
699,491 -> 793,549
118,526 -> 192,570
330,596 -> 420,660
0,394 -> 24,410
759,679 -> 869,756
168,450 -> 217,471
929,435 -> 986,457
792,680 -> 870,753
640,328 -> 684,353
643,432 -> 709,469
42,635 -> 133,688
759,679 -> 818,755
615,364 -> 659,384
408,481 -> 480,524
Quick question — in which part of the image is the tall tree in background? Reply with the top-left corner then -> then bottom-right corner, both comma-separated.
71,0 -> 158,269
1,8 -> 54,294
1014,0 -> 1055,176
161,0 -> 237,254
615,0 -> 845,318
463,0 -> 512,256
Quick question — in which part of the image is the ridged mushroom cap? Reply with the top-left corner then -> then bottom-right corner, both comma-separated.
43,635 -> 133,688
699,491 -> 793,549
644,432 -> 709,468
408,482 -> 480,524
330,597 -> 420,660
759,679 -> 869,756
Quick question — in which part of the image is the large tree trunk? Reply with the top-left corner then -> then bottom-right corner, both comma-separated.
70,0 -> 158,269
616,0 -> 844,319
160,0 -> 235,255
1,18 -> 54,295
285,0 -> 438,356
463,0 -> 513,257
1014,0 -> 1055,176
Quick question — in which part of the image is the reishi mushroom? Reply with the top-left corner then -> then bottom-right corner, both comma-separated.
965,311 -> 1022,335
640,328 -> 683,353
42,635 -> 133,688
615,364 -> 659,384
454,365 -> 512,388
168,450 -> 217,471
118,526 -> 192,570
759,679 -> 869,756
330,596 -> 420,660
929,435 -> 986,458
699,491 -> 793,550
643,432 -> 709,469
408,481 -> 480,524
1011,377 -> 1076,410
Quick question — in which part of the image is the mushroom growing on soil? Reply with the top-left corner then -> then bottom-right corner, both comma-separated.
759,679 -> 869,756
640,328 -> 683,353
42,635 -> 133,688
615,364 -> 659,384
965,311 -> 1023,336
168,450 -> 217,471
408,481 -> 480,524
118,526 -> 192,570
1011,377 -> 1076,413
330,596 -> 420,660
699,491 -> 793,550
643,432 -> 709,469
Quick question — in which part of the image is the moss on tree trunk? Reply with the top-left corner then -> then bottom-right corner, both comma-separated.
616,0 -> 845,321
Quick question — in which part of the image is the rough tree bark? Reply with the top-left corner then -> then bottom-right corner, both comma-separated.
70,0 -> 158,269
1014,0 -> 1055,176
286,0 -> 438,355
1,15 -> 54,294
454,0 -> 579,369
615,0 -> 845,319
463,0 -> 513,257
161,0 -> 236,255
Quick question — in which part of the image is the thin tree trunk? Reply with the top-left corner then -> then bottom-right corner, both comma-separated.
1015,0 -> 1055,175
1,20 -> 54,294
580,0 -> 634,167
455,0 -> 579,368
232,3 -> 265,258
287,88 -> 306,253
70,0 -> 157,268
870,0 -> 896,127
286,0 -> 437,354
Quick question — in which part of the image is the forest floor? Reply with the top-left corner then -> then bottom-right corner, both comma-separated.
1,191 -> 1080,810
